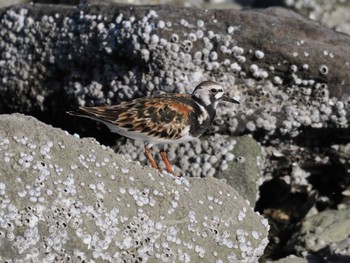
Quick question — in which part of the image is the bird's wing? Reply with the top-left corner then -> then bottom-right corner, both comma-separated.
72,94 -> 195,140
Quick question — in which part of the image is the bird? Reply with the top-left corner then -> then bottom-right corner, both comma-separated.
68,81 -> 239,176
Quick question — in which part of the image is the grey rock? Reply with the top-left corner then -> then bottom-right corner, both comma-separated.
267,255 -> 308,263
252,0 -> 350,35
114,134 -> 263,205
2,3 -> 350,185
214,135 -> 263,205
1,4 -> 350,137
0,0 -> 27,9
281,0 -> 350,35
0,113 -> 269,262
0,0 -> 249,9
289,206 -> 350,259
1,3 -> 350,260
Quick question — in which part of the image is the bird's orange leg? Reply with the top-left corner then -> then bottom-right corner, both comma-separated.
144,147 -> 159,170
160,151 -> 177,176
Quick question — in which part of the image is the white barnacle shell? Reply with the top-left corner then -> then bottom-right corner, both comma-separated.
319,64 -> 329,75
254,50 -> 264,59
171,33 -> 179,43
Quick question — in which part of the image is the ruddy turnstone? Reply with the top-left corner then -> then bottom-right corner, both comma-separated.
68,81 -> 239,175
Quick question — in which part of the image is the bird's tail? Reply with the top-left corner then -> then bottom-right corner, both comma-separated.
66,107 -> 93,118
67,106 -> 119,123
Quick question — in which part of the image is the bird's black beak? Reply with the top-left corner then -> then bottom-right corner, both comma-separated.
222,94 -> 240,104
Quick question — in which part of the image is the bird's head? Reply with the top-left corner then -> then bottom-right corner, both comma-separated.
191,81 -> 239,108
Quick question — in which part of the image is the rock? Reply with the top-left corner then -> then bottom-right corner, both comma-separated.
266,254 -> 308,263
1,4 -> 350,138
0,0 -> 24,9
214,135 -> 263,205
114,134 -> 263,205
266,0 -> 350,35
0,113 -> 269,262
289,206 -> 350,261
2,2 -> 350,186
1,2 -> 350,261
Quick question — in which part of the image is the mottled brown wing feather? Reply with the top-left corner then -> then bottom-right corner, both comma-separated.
77,94 -> 194,140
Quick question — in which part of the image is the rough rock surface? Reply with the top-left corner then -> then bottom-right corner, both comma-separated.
214,135 -> 263,205
2,2 -> 350,199
1,4 -> 350,137
257,0 -> 350,35
0,113 -> 269,262
114,134 -> 262,205
290,206 -> 350,259
2,2 -> 350,262
266,255 -> 308,263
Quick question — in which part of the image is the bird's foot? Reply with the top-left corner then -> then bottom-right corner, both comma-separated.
144,147 -> 181,177
160,151 -> 181,177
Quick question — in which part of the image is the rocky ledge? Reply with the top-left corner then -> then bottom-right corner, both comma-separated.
0,114 -> 269,262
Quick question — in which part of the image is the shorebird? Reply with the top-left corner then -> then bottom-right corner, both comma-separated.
68,81 -> 239,176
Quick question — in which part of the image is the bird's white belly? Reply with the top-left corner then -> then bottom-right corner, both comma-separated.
104,122 -> 196,145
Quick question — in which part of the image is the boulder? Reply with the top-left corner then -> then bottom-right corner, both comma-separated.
289,206 -> 350,261
0,113 -> 269,262
1,4 -> 350,138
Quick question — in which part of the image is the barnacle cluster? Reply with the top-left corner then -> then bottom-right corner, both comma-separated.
0,114 -> 269,261
116,134 -> 240,178
2,6 -> 348,140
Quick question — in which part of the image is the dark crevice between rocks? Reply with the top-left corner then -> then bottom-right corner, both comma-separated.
306,164 -> 349,210
255,149 -> 350,261
255,178 -> 316,260
254,123 -> 350,261
293,127 -> 350,147
251,127 -> 350,149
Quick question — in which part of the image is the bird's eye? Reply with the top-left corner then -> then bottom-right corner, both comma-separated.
218,89 -> 223,92
211,88 -> 217,93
